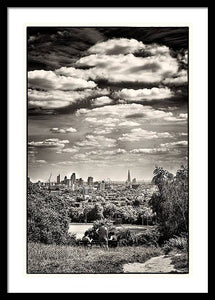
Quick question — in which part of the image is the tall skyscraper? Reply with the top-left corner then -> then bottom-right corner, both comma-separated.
64,178 -> 70,186
128,170 -> 131,183
87,176 -> 94,187
57,174 -> 60,184
64,176 -> 67,184
99,180 -> 105,191
71,173 -> 76,184
126,170 -> 132,188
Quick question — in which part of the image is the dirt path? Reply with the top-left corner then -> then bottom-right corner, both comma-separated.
123,254 -> 181,273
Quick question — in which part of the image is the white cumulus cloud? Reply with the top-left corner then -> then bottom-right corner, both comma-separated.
28,69 -> 97,90
87,38 -> 146,55
35,160 -> 47,164
118,120 -> 140,127
160,141 -> 188,148
164,113 -> 187,122
91,96 -> 113,107
28,88 -> 110,109
28,138 -> 69,148
50,127 -> 77,133
76,135 -> 116,148
118,128 -> 172,142
78,103 -> 172,119
76,53 -> 179,84
114,87 -> 174,101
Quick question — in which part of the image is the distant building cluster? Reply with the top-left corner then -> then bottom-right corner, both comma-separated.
55,172 -> 92,191
28,171 -> 158,210
28,170 -> 141,193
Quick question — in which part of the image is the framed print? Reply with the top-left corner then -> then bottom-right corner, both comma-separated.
7,7 -> 208,293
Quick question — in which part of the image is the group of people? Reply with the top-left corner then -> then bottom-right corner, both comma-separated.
81,224 -> 117,249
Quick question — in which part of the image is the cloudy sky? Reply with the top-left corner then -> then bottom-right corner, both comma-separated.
28,27 -> 188,182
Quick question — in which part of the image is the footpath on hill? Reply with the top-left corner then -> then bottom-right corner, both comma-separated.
123,253 -> 183,273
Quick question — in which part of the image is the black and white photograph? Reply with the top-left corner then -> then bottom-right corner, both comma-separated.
6,5 -> 209,293
27,26 -> 189,274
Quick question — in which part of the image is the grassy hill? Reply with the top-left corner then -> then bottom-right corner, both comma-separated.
27,242 -> 162,273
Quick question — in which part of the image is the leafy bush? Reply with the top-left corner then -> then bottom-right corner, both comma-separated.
162,235 -> 188,254
170,253 -> 189,272
117,206 -> 138,224
68,207 -> 85,223
86,204 -> 104,222
133,228 -> 160,247
66,233 -> 78,246
27,185 -> 71,245
103,203 -> 118,219
116,229 -> 136,246
116,227 -> 160,247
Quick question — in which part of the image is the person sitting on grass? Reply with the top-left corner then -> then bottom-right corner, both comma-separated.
96,223 -> 109,249
109,231 -> 117,241
108,231 -> 118,247
82,232 -> 92,247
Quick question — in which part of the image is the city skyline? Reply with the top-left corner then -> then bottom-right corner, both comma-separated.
28,27 -> 188,182
28,169 -> 149,184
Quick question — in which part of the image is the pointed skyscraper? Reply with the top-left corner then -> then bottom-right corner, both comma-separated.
128,170 -> 131,183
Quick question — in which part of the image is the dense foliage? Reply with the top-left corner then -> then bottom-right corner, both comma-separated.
27,184 -> 71,244
115,227 -> 160,247
149,165 -> 188,241
69,202 -> 155,225
162,235 -> 188,254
